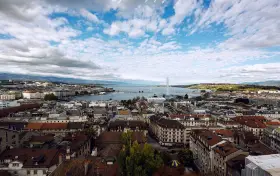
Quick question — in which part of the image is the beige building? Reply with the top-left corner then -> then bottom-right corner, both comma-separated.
0,94 -> 16,100
149,115 -> 186,146
190,129 -> 225,175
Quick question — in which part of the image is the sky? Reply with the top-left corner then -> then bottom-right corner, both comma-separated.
0,0 -> 279,85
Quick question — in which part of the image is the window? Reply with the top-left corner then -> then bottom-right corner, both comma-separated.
34,170 -> 37,174
27,170 -> 30,175
12,163 -> 19,167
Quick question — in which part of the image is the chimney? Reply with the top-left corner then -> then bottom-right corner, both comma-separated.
84,160 -> 90,176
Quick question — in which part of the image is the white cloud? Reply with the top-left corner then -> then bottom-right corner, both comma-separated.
170,0 -> 198,25
162,26 -> 175,35
80,8 -> 99,23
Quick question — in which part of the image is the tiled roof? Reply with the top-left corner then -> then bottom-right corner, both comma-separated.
96,131 -> 146,146
213,141 -> 238,157
214,129 -> 234,138
191,129 -> 223,146
150,115 -> 185,129
0,148 -> 59,168
41,123 -> 68,130
118,110 -> 130,115
52,158 -> 118,176
26,123 -> 68,130
233,116 -> 266,128
26,123 -> 43,130
265,121 -> 280,126
29,135 -> 54,143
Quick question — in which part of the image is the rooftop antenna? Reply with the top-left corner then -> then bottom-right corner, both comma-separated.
166,77 -> 169,96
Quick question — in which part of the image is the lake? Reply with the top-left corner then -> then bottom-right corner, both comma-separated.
72,85 -> 200,101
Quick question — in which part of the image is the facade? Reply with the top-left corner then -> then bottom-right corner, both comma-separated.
244,154 -> 280,176
233,116 -> 266,137
22,91 -> 44,99
108,120 -> 148,135
226,154 -> 247,176
262,127 -> 280,153
0,100 -> 20,109
0,128 -> 36,153
0,148 -> 59,176
190,129 -> 225,175
149,115 -> 186,146
212,141 -> 246,176
0,94 -> 16,100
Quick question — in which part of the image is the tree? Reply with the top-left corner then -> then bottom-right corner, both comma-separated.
159,151 -> 172,165
44,93 -> 58,101
184,94 -> 189,99
177,149 -> 193,167
118,132 -> 163,176
235,98 -> 249,104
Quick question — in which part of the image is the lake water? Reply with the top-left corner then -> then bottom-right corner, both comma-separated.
72,85 -> 200,101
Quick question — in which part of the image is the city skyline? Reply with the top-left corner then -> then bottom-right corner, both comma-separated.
0,0 -> 279,84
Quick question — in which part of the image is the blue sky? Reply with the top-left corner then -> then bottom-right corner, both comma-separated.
0,0 -> 279,84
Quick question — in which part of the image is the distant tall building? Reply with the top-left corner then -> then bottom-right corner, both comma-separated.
166,77 -> 169,96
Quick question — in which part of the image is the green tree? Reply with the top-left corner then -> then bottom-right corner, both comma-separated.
177,149 -> 193,167
159,151 -> 172,165
118,132 -> 163,176
44,93 -> 58,101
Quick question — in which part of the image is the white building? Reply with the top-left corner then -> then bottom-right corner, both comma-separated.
89,101 -> 106,108
244,154 -> 280,176
147,97 -> 166,103
22,91 -> 44,99
0,94 -> 16,100
0,100 -> 20,109
0,148 -> 59,176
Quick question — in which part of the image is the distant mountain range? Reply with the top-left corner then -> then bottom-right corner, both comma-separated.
243,80 -> 280,87
0,73 -> 126,85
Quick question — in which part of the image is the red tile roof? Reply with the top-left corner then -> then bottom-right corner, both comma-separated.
214,129 -> 234,138
26,123 -> 43,130
213,141 -> 239,157
233,116 -> 266,128
41,123 -> 68,130
0,148 -> 59,168
191,129 -> 223,146
265,121 -> 280,126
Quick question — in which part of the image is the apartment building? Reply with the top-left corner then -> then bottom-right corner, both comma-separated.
0,148 -> 59,176
262,126 -> 280,153
233,116 -> 266,137
189,129 -> 225,175
212,141 -> 247,176
0,127 -> 36,153
149,115 -> 186,147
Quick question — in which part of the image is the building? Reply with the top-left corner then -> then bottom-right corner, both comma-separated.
0,148 -> 59,176
262,126 -> 280,153
108,120 -> 148,135
0,94 -> 16,100
147,97 -> 166,103
0,127 -> 36,153
189,129 -> 224,175
244,154 -> 280,176
58,133 -> 92,159
212,141 -> 247,176
0,100 -> 20,109
22,91 -> 44,99
226,154 -> 247,176
149,115 -> 186,147
233,116 -> 266,137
